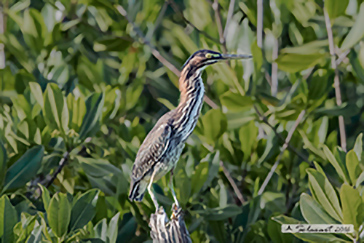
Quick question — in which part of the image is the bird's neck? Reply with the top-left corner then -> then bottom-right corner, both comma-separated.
171,69 -> 205,138
177,68 -> 205,109
178,68 -> 204,104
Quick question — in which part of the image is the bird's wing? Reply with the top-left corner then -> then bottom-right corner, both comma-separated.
131,117 -> 173,181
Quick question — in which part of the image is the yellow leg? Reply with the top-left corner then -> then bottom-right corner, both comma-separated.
169,168 -> 180,208
148,167 -> 160,210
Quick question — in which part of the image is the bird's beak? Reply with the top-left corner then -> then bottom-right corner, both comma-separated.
220,53 -> 253,60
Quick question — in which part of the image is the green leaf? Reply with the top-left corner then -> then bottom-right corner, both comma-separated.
94,36 -> 132,52
27,223 -> 42,243
29,82 -> 44,107
323,145 -> 349,183
195,205 -> 242,221
94,219 -> 108,242
340,184 -> 364,231
251,41 -> 263,75
2,145 -> 44,192
256,92 -> 280,106
47,193 -> 71,238
341,3 -> 364,50
203,152 -> 220,189
267,218 -> 294,243
67,95 -> 86,132
79,93 -> 105,140
37,212 -> 52,241
79,157 -> 122,177
208,221 -> 226,242
356,171 -> 364,188
220,91 -> 253,112
22,9 -> 47,52
200,109 -> 227,144
300,131 -> 326,159
325,0 -> 349,19
190,162 -> 209,195
313,161 -> 325,174
353,133 -> 363,162
43,83 -> 69,134
39,184 -> 51,210
0,142 -> 7,188
13,213 -> 37,242
306,169 -> 343,222
350,51 -> 364,83
239,121 -> 258,161
346,150 -> 361,186
300,193 -> 338,224
276,53 -> 326,73
174,168 -> 191,206
0,195 -> 18,242
108,212 -> 120,243
69,189 -> 99,232
314,103 -> 359,117
280,40 -> 329,55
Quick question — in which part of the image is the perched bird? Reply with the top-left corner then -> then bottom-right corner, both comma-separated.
129,50 -> 252,209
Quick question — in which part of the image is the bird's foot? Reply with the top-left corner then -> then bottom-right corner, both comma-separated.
171,203 -> 182,219
156,205 -> 165,214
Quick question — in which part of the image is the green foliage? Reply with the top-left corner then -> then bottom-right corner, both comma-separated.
275,137 -> 364,242
1,0 -> 364,242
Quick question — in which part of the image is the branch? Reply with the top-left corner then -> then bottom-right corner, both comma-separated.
223,0 -> 236,38
336,49 -> 350,66
212,0 -> 228,53
220,161 -> 245,204
271,38 -> 278,96
115,5 -> 218,109
0,1 -> 7,69
256,0 -> 263,48
254,105 -> 310,163
257,110 -> 306,195
149,205 -> 191,243
44,151 -> 70,188
324,6 -> 347,152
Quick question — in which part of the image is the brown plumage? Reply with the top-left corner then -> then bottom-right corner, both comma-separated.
128,50 -> 252,209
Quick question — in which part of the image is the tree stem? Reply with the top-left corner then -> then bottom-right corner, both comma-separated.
258,110 -> 306,195
324,6 -> 347,152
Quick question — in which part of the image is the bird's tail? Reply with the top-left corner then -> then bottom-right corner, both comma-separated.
129,179 -> 148,202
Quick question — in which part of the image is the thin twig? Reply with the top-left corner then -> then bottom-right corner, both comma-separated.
254,105 -> 310,163
220,161 -> 245,204
167,0 -> 220,44
116,5 -> 180,75
0,2 -> 7,69
257,0 -> 263,48
323,7 -> 347,152
258,110 -> 306,195
212,0 -> 228,53
223,0 -> 236,38
146,2 -> 168,40
115,5 -> 218,109
44,151 -> 70,188
271,38 -> 278,96
336,49 -> 350,66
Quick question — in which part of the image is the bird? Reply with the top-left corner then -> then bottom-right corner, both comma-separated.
128,49 -> 252,210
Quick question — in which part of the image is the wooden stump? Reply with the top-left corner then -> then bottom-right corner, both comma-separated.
149,204 -> 192,243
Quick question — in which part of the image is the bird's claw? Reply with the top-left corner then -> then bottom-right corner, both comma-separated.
171,203 -> 182,219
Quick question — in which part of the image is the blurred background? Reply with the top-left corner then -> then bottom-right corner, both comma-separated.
1,0 -> 364,242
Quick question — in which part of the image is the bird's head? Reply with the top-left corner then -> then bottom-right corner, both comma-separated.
181,49 -> 252,78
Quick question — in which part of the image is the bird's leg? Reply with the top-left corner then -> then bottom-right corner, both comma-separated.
169,168 -> 180,208
148,168 -> 160,211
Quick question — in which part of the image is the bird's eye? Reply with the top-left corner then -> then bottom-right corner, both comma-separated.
205,53 -> 212,58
